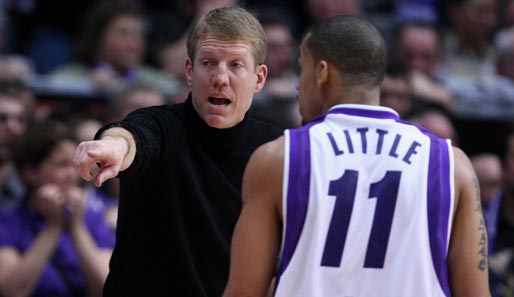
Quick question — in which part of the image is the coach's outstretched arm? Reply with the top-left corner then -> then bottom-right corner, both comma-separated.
73,127 -> 136,187
448,147 -> 491,297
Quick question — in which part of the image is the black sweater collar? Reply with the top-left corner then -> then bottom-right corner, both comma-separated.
184,94 -> 251,151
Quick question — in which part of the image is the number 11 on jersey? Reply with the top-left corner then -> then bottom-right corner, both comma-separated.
321,170 -> 402,269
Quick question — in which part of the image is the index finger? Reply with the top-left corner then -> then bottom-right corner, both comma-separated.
72,141 -> 103,181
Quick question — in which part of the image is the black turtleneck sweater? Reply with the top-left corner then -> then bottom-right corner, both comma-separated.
99,98 -> 281,297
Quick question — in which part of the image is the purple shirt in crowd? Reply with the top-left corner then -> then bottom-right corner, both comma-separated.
0,203 -> 115,297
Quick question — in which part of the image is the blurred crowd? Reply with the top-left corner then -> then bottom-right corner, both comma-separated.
0,0 -> 514,296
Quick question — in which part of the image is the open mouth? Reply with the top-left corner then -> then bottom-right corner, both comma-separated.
209,97 -> 231,107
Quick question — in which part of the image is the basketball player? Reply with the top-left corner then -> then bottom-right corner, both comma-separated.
223,15 -> 491,297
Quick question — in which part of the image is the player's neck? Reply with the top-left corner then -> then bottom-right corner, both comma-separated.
335,87 -> 380,106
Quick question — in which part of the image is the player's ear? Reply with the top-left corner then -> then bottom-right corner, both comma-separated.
316,60 -> 329,87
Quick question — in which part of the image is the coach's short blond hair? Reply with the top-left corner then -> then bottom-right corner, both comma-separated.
187,6 -> 267,67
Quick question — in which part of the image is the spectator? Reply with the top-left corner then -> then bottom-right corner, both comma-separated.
483,126 -> 514,255
495,0 -> 514,84
440,0 -> 514,118
0,6 -> 33,82
0,55 -> 35,81
258,8 -> 298,98
0,120 -> 114,297
408,109 -> 459,145
71,115 -> 104,144
443,0 -> 497,79
48,0 -> 175,96
489,247 -> 514,296
391,21 -> 453,110
471,153 -> 503,207
156,34 -> 190,103
487,126 -> 514,297
304,0 -> 360,25
300,0 -> 394,43
5,1 -> 100,74
252,8 -> 301,129
495,29 -> 514,82
380,58 -> 411,118
0,80 -> 35,211
106,82 -> 167,122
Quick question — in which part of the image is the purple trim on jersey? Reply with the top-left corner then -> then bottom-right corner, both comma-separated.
277,128 -> 311,276
276,118 -> 324,285
325,106 -> 400,120
0,204 -> 115,296
427,137 -> 452,297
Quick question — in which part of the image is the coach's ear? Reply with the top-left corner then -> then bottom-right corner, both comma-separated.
185,58 -> 193,86
254,63 -> 268,93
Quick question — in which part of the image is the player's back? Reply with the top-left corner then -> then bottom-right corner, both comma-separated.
275,104 -> 454,297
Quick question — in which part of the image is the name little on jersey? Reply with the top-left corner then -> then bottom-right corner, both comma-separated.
326,127 -> 421,165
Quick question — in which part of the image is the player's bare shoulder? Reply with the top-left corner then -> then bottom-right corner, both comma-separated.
254,136 -> 285,164
452,146 -> 478,206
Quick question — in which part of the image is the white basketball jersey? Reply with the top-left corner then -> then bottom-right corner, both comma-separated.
275,104 -> 455,297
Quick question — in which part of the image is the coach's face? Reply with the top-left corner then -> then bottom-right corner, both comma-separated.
186,35 -> 267,129
296,34 -> 324,124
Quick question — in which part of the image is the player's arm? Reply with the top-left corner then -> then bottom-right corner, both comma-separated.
223,137 -> 284,297
447,147 -> 491,297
